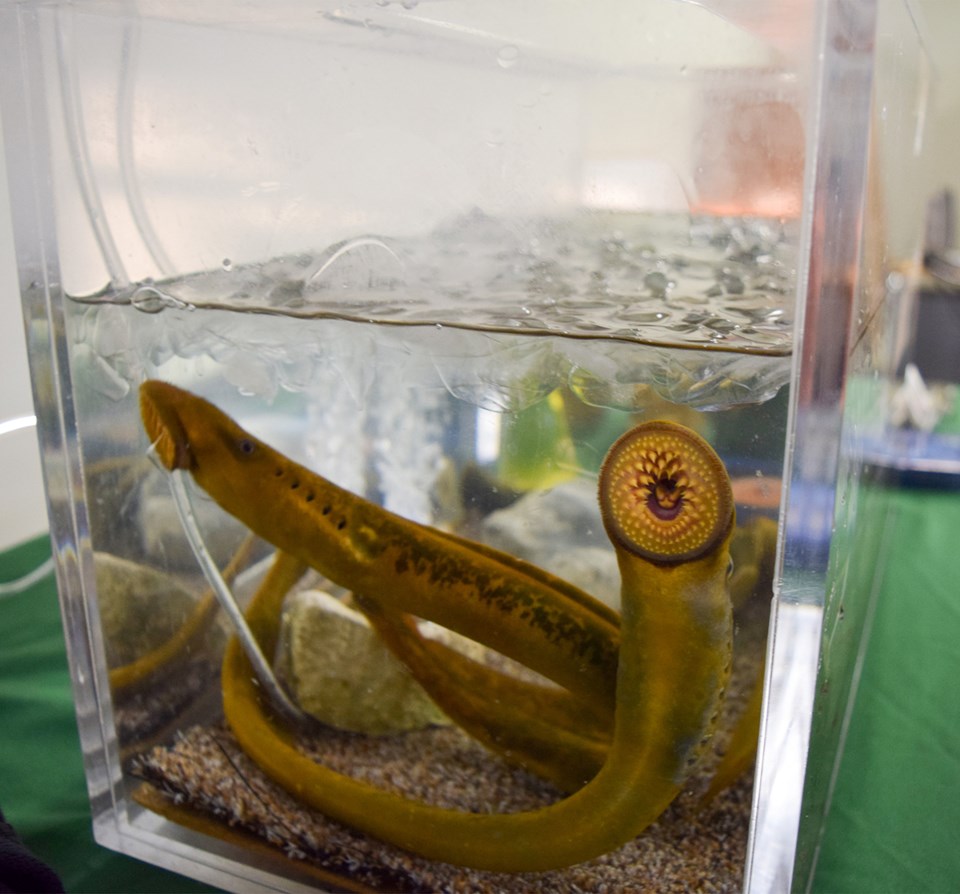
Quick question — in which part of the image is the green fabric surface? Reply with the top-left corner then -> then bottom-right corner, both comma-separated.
810,485 -> 960,894
0,535 -> 216,894
2,482 -> 958,893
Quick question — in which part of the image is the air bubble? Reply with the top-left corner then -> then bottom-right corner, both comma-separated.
91,213 -> 792,412
643,271 -> 670,293
497,45 -> 519,69
132,286 -> 180,314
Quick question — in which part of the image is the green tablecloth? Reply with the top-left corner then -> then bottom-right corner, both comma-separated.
809,484 -> 960,894
0,535 -> 214,894
1,482 -> 958,893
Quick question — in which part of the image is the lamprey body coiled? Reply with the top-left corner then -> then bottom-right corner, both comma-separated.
140,380 -> 736,872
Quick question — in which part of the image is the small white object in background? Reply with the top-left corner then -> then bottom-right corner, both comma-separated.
889,363 -> 950,432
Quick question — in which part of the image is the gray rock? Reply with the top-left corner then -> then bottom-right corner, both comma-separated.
547,546 -> 621,611
278,589 -> 452,735
138,489 -> 249,571
480,478 -> 607,556
480,479 -> 620,610
94,551 -> 204,668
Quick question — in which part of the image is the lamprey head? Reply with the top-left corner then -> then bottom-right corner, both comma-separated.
140,380 -> 265,475
140,380 -> 196,471
598,421 -> 734,564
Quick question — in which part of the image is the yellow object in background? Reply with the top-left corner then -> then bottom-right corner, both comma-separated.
496,389 -> 579,491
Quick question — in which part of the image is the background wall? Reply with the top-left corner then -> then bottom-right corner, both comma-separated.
920,1 -> 960,205
0,115 -> 47,550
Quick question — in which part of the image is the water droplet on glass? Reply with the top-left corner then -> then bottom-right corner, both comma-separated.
497,45 -> 519,69
131,285 -> 192,315
131,286 -> 171,314
401,0 -> 419,9
222,258 -> 233,272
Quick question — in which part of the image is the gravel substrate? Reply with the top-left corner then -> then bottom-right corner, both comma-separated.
131,557 -> 768,892
134,718 -> 753,893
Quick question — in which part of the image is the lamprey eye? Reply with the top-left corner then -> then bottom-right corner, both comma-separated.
598,420 -> 733,564
238,439 -> 255,455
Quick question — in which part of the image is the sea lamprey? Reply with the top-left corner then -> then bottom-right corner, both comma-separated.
139,379 -> 737,872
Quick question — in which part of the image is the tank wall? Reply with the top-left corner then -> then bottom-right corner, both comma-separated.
791,0 -> 934,888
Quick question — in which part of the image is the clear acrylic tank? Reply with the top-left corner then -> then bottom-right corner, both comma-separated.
0,1 -> 934,891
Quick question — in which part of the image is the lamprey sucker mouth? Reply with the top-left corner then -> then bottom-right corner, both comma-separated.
599,420 -> 734,565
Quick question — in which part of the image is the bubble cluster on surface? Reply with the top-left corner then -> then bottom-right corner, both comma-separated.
71,211 -> 795,411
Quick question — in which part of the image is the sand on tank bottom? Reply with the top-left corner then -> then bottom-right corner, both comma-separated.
133,720 -> 752,893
